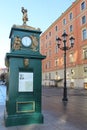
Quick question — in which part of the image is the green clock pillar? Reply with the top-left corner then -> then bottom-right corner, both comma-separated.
4,7 -> 46,127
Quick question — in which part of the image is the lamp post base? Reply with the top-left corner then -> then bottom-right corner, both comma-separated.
62,98 -> 68,102
62,87 -> 68,102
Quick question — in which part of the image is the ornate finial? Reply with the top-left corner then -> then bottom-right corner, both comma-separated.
21,7 -> 28,25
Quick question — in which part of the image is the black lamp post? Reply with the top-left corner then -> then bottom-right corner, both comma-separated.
56,31 -> 75,101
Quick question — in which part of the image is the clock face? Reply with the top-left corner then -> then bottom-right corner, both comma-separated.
22,36 -> 32,47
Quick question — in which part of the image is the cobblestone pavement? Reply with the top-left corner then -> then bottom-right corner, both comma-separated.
42,86 -> 87,97
0,86 -> 87,130
42,87 -> 87,130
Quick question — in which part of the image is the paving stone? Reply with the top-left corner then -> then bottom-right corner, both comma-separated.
0,86 -> 87,130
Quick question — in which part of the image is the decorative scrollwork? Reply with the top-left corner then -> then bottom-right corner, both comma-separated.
12,36 -> 22,50
30,35 -> 38,51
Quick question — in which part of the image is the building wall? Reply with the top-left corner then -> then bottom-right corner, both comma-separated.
40,0 -> 87,88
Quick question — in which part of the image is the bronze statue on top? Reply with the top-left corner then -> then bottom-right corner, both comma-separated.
21,7 -> 28,25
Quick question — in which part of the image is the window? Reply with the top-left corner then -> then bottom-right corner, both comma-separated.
49,32 -> 51,36
82,29 -> 87,40
45,63 -> 47,70
55,58 -> 59,67
45,74 -> 48,79
83,49 -> 87,59
56,71 -> 58,76
46,35 -> 48,39
70,25 -> 73,32
69,53 -> 74,62
63,18 -> 66,25
55,26 -> 58,31
81,1 -> 86,10
82,16 -> 86,24
84,67 -> 87,72
84,83 -> 87,89
69,12 -> 73,20
45,61 -> 51,69
55,72 -> 58,79
49,41 -> 51,46
55,45 -> 58,53
49,73 -> 51,79
47,61 -> 51,68
71,69 -> 75,75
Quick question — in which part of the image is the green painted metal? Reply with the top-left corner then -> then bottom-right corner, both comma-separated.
4,25 -> 46,127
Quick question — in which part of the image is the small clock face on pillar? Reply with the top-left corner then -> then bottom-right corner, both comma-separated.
22,36 -> 32,47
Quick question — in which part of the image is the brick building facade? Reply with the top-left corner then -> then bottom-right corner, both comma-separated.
40,0 -> 87,88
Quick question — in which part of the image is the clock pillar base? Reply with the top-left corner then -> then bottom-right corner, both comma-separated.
4,111 -> 43,127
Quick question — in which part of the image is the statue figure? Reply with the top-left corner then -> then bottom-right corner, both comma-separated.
21,7 -> 28,25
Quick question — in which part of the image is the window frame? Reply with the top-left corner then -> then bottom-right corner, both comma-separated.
82,15 -> 86,24
81,1 -> 86,10
69,25 -> 73,32
69,12 -> 73,21
55,25 -> 58,31
63,18 -> 66,25
83,49 -> 87,59
69,52 -> 74,63
82,28 -> 87,40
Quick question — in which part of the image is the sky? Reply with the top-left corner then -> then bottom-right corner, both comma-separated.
0,0 -> 75,68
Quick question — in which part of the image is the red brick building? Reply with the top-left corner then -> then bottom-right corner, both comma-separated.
40,0 -> 87,88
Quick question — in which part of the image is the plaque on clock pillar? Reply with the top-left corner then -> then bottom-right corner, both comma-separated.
4,7 -> 46,127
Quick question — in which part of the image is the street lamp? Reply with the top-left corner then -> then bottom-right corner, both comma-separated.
56,31 -> 75,101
